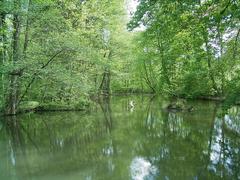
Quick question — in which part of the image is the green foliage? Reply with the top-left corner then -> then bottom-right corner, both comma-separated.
0,0 -> 136,113
1,0 -> 240,113
19,101 -> 40,111
128,0 -> 240,101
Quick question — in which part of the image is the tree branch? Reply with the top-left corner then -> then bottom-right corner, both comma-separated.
233,28 -> 240,60
18,49 -> 65,104
220,0 -> 232,15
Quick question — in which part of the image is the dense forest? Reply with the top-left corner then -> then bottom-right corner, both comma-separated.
0,1 -> 240,179
0,0 -> 240,115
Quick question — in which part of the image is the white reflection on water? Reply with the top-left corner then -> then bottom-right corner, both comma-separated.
130,157 -> 158,180
224,114 -> 240,134
208,117 -> 237,176
10,144 -> 16,166
210,119 -> 222,166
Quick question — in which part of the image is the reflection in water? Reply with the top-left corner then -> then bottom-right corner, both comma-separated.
99,96 -> 113,133
207,111 -> 240,179
0,96 -> 239,180
130,157 -> 158,180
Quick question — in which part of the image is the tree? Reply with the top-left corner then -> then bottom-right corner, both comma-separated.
128,0 -> 240,99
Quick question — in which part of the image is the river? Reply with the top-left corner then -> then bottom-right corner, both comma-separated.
0,95 -> 239,180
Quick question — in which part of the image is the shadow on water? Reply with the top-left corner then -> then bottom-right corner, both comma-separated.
0,95 -> 239,180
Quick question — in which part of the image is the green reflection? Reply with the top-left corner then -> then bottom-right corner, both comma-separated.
0,96 -> 239,180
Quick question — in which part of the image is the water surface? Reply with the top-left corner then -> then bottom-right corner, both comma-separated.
0,96 -> 239,180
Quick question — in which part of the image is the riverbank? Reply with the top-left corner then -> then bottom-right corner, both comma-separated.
0,92 -> 236,117
0,100 -> 91,116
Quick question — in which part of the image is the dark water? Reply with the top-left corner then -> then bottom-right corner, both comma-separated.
0,96 -> 239,180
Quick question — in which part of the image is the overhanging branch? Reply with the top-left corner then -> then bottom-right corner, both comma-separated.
18,49 -> 65,104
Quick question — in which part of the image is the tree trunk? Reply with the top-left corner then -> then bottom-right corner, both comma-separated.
5,0 -> 21,115
23,0 -> 32,56
99,67 -> 111,95
99,51 -> 111,96
204,33 -> 219,94
142,59 -> 156,93
0,4 -> 6,107
156,31 -> 171,87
